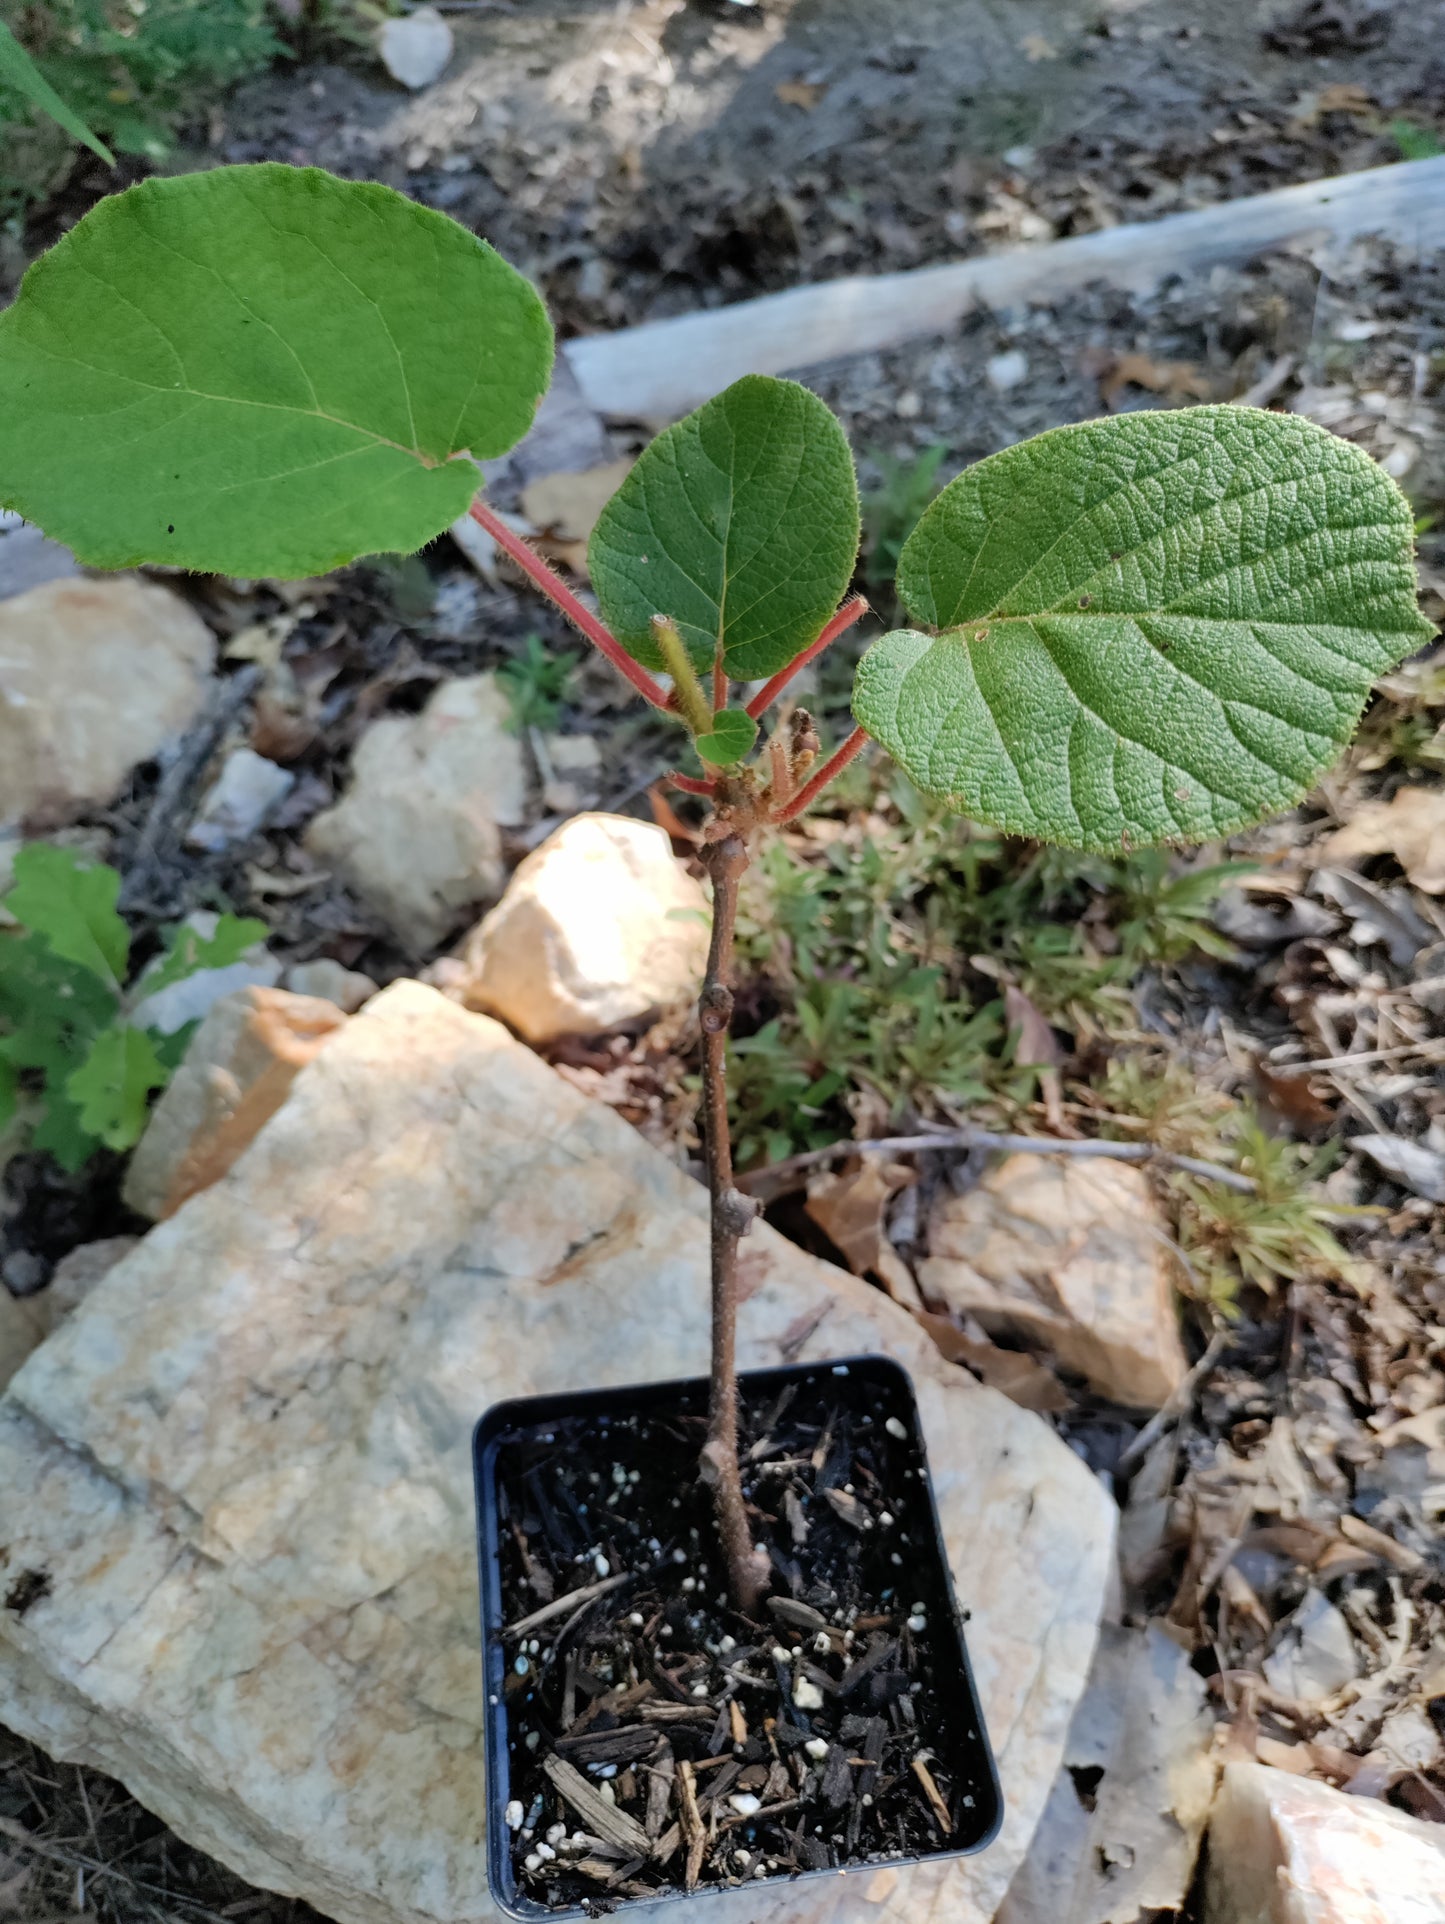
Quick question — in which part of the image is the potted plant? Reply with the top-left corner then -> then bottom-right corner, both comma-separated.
0,164 -> 1429,1913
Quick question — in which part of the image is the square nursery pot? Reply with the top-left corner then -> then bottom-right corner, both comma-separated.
473,1354 -> 1002,1917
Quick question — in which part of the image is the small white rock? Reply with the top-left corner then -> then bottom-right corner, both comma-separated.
377,6 -> 453,89
986,348 -> 1029,392
598,1782 -> 616,1807
534,1843 -> 555,1862
804,1738 -> 829,1761
504,1800 -> 524,1832
628,1612 -> 644,1627
186,747 -> 294,853
593,1553 -> 609,1578
523,1852 -> 542,1872
885,1417 -> 908,1441
728,1794 -> 762,1818
545,1824 -> 565,1845
878,1511 -> 895,1528
906,1614 -> 927,1633
792,1676 -> 825,1711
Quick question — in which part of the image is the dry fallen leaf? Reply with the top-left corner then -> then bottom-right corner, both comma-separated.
912,1309 -> 1069,1413
774,81 -> 827,110
521,459 -> 636,536
1321,785 -> 1445,894
805,1157 -> 922,1307
1099,352 -> 1212,411
1004,982 -> 1066,1131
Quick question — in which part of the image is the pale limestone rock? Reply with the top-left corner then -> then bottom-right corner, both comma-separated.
0,1289 -> 47,1391
996,1622 -> 1216,1924
459,812 -> 709,1043
0,982 -> 1113,1924
122,987 -> 347,1220
307,675 -> 527,953
920,1155 -> 1188,1409
0,579 -> 215,830
45,1238 -> 140,1321
281,960 -> 379,1013
1204,1760 -> 1445,1923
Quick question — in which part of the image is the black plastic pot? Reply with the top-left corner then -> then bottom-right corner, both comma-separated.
473,1354 -> 1002,1918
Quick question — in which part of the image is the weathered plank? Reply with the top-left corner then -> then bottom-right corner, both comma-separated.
564,157 -> 1445,420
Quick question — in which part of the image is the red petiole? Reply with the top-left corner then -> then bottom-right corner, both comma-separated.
745,594 -> 868,719
468,495 -> 670,710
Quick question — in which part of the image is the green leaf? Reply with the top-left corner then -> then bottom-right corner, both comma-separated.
0,1052 -> 16,1134
0,20 -> 115,165
0,931 -> 120,1050
5,845 -> 129,986
854,406 -> 1433,851
0,163 -> 554,578
137,912 -> 269,1006
65,1026 -> 167,1153
589,375 -> 860,680
694,709 -> 759,767
32,1082 -> 102,1174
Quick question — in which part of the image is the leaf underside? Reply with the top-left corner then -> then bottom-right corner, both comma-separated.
0,163 -> 554,578
854,405 -> 1433,851
588,375 -> 861,681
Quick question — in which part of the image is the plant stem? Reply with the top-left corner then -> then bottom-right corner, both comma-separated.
697,827 -> 769,1614
745,595 -> 868,720
772,723 -> 869,823
467,496 -> 670,710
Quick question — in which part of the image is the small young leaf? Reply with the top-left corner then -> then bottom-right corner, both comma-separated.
694,709 -> 759,767
65,1026 -> 166,1153
137,913 -> 269,1006
0,20 -> 115,165
5,845 -> 129,987
0,164 -> 554,578
854,406 -> 1433,851
589,376 -> 860,680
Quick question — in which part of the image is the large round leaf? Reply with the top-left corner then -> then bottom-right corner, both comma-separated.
853,406 -> 1433,850
588,375 -> 860,681
0,164 -> 553,578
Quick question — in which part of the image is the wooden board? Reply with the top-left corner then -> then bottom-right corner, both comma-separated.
563,156 -> 1445,422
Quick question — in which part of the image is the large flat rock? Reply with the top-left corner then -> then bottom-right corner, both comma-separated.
0,982 -> 1113,1924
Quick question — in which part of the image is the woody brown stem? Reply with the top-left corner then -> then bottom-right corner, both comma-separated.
697,828 -> 769,1614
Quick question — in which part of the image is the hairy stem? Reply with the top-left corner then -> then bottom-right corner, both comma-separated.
697,829 -> 769,1614
745,595 -> 869,719
772,723 -> 869,823
467,496 -> 669,709
651,615 -> 714,736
